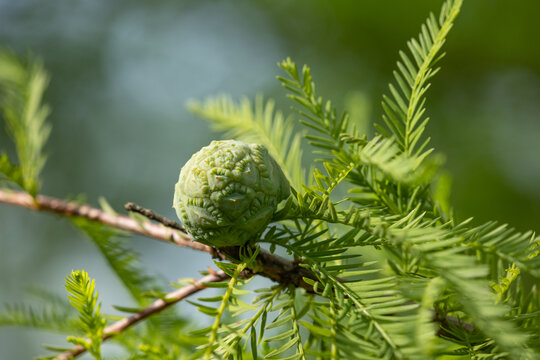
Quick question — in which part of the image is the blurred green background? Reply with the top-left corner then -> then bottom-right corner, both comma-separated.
1,0 -> 539,358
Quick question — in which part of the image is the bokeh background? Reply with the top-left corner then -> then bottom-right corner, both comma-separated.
1,0 -> 539,358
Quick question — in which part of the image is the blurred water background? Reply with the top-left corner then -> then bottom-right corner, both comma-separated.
1,0 -> 539,358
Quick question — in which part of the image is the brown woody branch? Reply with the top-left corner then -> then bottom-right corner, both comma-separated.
0,190 -> 204,248
53,270 -> 229,360
0,190 -> 316,292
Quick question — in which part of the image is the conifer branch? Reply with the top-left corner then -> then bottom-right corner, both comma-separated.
0,189 -> 471,332
0,189 -> 476,348
52,271 -> 229,360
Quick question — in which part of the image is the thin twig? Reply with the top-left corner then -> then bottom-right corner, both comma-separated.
53,270 -> 229,360
125,202 -> 184,231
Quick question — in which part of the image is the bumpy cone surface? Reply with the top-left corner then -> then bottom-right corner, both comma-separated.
173,140 -> 290,247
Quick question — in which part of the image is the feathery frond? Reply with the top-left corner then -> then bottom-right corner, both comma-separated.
0,50 -> 51,196
277,57 -> 359,163
277,57 -> 438,220
386,215 -> 534,359
64,270 -> 106,359
188,95 -> 305,191
0,303 -> 79,334
277,57 -> 426,184
376,0 -> 463,158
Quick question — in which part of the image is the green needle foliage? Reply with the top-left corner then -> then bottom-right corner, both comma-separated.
64,270 -> 106,360
1,0 -> 539,359
377,0 -> 462,159
0,300 -> 78,334
0,50 -> 51,196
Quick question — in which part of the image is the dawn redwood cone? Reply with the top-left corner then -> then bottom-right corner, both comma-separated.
173,140 -> 290,247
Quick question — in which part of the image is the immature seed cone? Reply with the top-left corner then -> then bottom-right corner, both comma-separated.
173,140 -> 290,247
